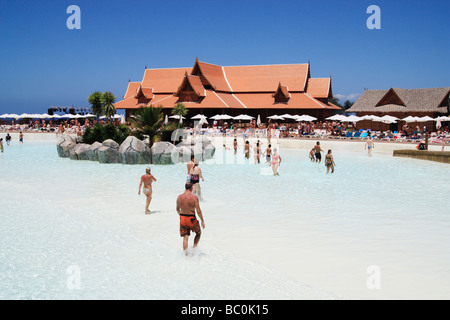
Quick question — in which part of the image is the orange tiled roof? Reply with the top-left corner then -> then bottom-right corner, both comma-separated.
114,96 -> 145,109
223,63 -> 309,92
116,59 -> 338,110
175,74 -> 206,97
193,60 -> 232,92
142,67 -> 191,93
306,78 -> 332,99
135,85 -> 154,99
123,82 -> 141,99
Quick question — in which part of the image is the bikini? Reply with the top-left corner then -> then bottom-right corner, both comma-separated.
271,154 -> 279,165
190,174 -> 200,184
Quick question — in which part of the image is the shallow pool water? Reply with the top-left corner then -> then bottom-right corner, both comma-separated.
0,139 -> 449,299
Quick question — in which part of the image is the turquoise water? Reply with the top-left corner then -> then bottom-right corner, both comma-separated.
0,139 -> 449,299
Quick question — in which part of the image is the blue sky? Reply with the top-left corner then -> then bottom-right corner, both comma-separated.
0,0 -> 448,114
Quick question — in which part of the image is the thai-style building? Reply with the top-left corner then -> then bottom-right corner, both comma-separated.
115,58 -> 341,123
347,87 -> 450,131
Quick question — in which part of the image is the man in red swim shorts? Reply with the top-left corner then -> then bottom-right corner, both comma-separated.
176,182 -> 205,255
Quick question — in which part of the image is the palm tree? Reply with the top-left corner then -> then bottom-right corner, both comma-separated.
88,91 -> 103,118
102,91 -> 116,121
129,105 -> 164,146
171,103 -> 188,126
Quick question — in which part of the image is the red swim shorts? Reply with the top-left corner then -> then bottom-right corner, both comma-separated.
179,214 -> 201,237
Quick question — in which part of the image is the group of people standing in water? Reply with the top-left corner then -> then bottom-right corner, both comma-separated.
233,138 -> 282,176
310,141 -> 336,174
136,137 -> 346,255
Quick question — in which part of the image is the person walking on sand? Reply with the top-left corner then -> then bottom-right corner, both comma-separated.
325,149 -> 335,174
176,182 -> 205,256
138,167 -> 157,214
365,135 -> 374,157
189,162 -> 205,200
271,148 -> 282,175
313,141 -> 323,163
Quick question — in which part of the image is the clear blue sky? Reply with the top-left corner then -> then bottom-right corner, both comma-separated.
0,0 -> 448,114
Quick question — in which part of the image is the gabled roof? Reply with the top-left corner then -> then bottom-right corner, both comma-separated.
142,67 -> 192,93
375,88 -> 406,107
272,82 -> 291,99
175,73 -> 206,97
135,85 -> 154,99
192,59 -> 232,92
347,87 -> 450,113
123,82 -> 141,99
222,63 -> 309,92
306,78 -> 332,99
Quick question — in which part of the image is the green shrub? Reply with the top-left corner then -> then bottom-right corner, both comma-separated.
81,123 -> 131,145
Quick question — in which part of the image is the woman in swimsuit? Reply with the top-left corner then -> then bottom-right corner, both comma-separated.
271,148 -> 282,176
189,163 -> 205,199
138,167 -> 157,214
325,149 -> 335,174
365,135 -> 374,157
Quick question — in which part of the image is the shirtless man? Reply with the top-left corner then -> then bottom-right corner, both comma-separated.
365,135 -> 374,157
138,167 -> 157,214
313,141 -> 323,163
176,182 -> 205,255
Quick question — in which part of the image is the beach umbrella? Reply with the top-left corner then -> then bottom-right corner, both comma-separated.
257,114 -> 261,126
267,115 -> 285,120
340,115 -> 362,122
169,115 -> 185,120
402,116 -> 419,122
360,115 -> 382,121
375,115 -> 399,124
0,114 -> 10,118
326,114 -> 345,121
39,113 -> 53,119
278,113 -> 296,120
416,116 -> 434,122
170,114 -> 185,124
295,115 -> 317,122
210,114 -> 233,120
434,116 -> 450,121
83,113 -> 96,118
191,114 -> 207,120
233,114 -> 254,121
